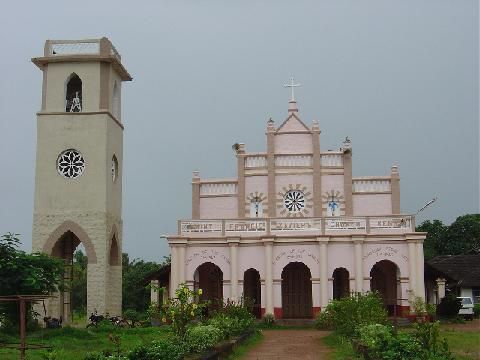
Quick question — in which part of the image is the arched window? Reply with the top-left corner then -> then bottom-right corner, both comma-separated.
65,74 -> 82,112
112,81 -> 120,119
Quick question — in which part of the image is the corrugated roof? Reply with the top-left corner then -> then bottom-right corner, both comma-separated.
427,255 -> 480,287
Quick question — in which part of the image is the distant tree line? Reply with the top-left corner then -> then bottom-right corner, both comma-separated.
416,214 -> 480,260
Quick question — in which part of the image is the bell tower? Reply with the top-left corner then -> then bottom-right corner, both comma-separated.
31,38 -> 132,320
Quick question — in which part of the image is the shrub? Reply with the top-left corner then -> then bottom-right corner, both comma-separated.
127,338 -> 185,360
262,313 -> 275,327
215,297 -> 254,321
474,303 -> 480,318
358,324 -> 394,356
437,294 -> 462,318
208,313 -> 254,338
314,309 -> 334,330
184,325 -> 223,353
316,292 -> 387,338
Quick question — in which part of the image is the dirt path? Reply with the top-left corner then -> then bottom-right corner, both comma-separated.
242,329 -> 332,360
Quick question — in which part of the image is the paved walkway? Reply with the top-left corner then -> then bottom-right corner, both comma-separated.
243,329 -> 332,360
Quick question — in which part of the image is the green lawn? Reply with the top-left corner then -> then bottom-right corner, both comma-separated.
440,329 -> 480,360
0,326 -> 170,360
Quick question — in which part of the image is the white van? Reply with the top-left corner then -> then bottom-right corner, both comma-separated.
457,297 -> 474,320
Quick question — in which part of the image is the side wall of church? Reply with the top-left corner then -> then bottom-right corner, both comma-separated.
353,194 -> 392,216
199,197 -> 238,219
274,133 -> 313,154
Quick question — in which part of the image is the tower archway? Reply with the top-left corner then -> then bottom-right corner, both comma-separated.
281,262 -> 312,318
65,73 -> 82,112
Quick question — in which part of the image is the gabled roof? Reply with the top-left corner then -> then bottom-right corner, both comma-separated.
276,112 -> 311,133
427,255 -> 480,287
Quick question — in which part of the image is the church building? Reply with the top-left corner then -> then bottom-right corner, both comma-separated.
167,85 -> 426,319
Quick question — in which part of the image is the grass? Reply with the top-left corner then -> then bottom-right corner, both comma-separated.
322,333 -> 357,360
0,325 -> 171,360
439,329 -> 480,360
226,330 -> 263,360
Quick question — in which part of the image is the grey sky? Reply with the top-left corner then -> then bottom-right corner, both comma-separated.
0,0 -> 478,262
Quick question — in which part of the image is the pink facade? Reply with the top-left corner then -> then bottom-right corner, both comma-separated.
167,99 -> 426,318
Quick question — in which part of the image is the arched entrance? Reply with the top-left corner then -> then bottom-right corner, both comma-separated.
370,260 -> 400,315
333,268 -> 350,300
194,262 -> 223,310
243,268 -> 261,318
281,262 -> 312,318
50,230 -> 86,322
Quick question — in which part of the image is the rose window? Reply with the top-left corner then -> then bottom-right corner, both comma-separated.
284,190 -> 305,212
57,149 -> 85,179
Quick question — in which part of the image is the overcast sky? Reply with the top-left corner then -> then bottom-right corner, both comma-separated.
0,0 -> 478,262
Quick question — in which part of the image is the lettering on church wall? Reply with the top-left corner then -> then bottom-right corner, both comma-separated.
273,248 -> 320,265
363,246 -> 408,262
326,219 -> 366,230
181,221 -> 222,234
271,218 -> 321,231
185,249 -> 230,266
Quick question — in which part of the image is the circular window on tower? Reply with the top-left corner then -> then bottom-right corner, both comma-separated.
111,155 -> 118,182
57,149 -> 85,179
284,190 -> 305,213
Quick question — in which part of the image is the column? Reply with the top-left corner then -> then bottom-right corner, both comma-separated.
170,246 -> 178,296
390,165 -> 400,214
178,245 -> 186,285
436,278 -> 446,302
312,121 -> 322,217
236,144 -> 246,218
319,239 -> 329,307
264,239 -> 274,315
192,171 -> 201,219
416,241 -> 425,300
407,240 -> 417,296
150,280 -> 160,304
343,147 -> 353,216
229,241 -> 239,299
266,120 -> 276,217
354,238 -> 364,292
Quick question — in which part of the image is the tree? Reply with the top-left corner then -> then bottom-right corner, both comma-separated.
416,220 -> 448,260
0,233 -> 64,327
122,253 -> 166,312
417,214 -> 480,258
71,249 -> 87,315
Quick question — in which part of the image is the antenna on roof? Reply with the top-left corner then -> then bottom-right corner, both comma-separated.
415,197 -> 438,215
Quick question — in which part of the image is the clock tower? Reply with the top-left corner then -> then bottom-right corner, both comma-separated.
31,38 -> 132,320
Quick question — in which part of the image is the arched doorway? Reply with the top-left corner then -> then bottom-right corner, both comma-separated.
50,231 -> 86,322
333,268 -> 350,300
194,262 -> 223,311
370,260 -> 400,315
281,262 -> 312,318
243,268 -> 261,318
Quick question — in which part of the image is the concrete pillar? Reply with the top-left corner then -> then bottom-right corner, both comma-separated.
178,245 -> 186,285
390,165 -> 400,214
264,239 -> 274,315
236,144 -> 246,218
229,241 -> 239,299
150,280 -> 160,304
407,240 -> 417,295
312,121 -> 322,217
354,239 -> 364,292
416,241 -> 425,300
266,120 -> 276,217
170,246 -> 178,296
436,278 -> 446,302
343,149 -> 353,216
192,171 -> 201,219
319,239 -> 329,307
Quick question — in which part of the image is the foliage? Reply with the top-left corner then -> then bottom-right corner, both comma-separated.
184,324 -> 223,353
262,313 -> 275,327
225,330 -> 263,360
122,309 -> 146,327
164,284 -> 206,338
426,303 -> 437,318
0,233 -> 64,328
207,313 -> 254,338
410,294 -> 427,316
436,294 -> 462,318
72,250 -> 87,314
122,253 -> 167,313
417,214 -> 480,259
314,292 -> 387,337
214,297 -> 255,321
474,303 -> 480,317
357,322 -> 454,360
127,338 -> 185,360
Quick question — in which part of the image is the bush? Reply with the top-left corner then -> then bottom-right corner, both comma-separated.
208,313 -> 254,338
262,313 -> 275,327
315,292 -> 387,338
127,338 -> 185,360
474,303 -> 480,318
437,294 -> 462,318
184,325 -> 223,353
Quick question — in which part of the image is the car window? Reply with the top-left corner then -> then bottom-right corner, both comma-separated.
461,298 -> 472,305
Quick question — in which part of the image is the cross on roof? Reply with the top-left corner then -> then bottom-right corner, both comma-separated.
283,77 -> 302,101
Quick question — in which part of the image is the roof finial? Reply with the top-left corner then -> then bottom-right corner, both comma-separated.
283,76 -> 302,101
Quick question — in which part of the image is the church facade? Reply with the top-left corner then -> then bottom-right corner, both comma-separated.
167,95 -> 426,318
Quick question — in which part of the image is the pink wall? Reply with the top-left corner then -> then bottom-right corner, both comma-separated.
200,197 -> 237,218
274,133 -> 312,154
353,194 -> 392,215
